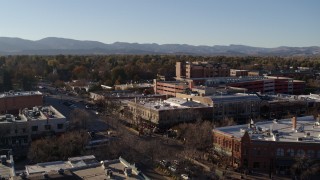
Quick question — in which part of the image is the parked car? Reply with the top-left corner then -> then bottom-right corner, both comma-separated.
181,174 -> 189,180
169,165 -> 177,172
159,160 -> 170,168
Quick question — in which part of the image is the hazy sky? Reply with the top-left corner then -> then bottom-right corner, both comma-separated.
0,0 -> 319,47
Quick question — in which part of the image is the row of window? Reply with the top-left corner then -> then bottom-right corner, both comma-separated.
31,123 -> 64,131
276,148 -> 320,158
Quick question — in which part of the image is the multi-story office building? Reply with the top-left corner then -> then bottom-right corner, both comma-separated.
176,61 -> 230,79
212,116 -> 320,175
0,91 -> 43,114
153,79 -> 191,97
228,76 -> 305,95
0,106 -> 67,147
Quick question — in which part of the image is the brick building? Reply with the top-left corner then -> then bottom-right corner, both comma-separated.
153,79 -> 191,97
212,116 -> 320,175
176,61 -> 229,79
228,76 -> 305,95
0,91 -> 43,114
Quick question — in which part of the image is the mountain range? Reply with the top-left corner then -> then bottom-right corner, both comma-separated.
0,37 -> 319,56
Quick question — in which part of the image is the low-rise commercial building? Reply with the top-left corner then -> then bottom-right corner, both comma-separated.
0,106 -> 67,147
15,155 -> 148,180
176,93 -> 261,123
124,97 -> 213,128
212,116 -> 320,175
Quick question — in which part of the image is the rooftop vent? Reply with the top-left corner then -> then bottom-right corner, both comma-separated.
43,172 -> 49,178
297,124 -> 305,132
273,133 -> 280,141
1,155 -> 7,165
58,168 -> 64,175
240,128 -> 246,133
20,172 -> 27,179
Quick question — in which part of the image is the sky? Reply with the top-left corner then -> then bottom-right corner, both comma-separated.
0,0 -> 319,47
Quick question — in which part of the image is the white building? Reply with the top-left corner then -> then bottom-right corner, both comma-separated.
0,106 -> 67,147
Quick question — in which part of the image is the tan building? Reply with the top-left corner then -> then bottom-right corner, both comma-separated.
124,97 -> 213,128
0,91 -> 43,114
176,61 -> 230,79
153,79 -> 190,97
0,106 -> 67,147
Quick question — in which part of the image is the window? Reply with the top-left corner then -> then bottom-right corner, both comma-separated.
57,124 -> 63,129
22,128 -> 26,133
307,150 -> 314,158
287,149 -> 295,157
44,125 -> 51,130
253,162 -> 260,169
297,149 -> 305,157
32,126 -> 38,132
276,148 -> 284,156
317,151 -> 320,158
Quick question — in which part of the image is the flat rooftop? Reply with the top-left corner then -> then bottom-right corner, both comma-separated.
26,161 -> 72,175
26,155 -> 98,175
0,91 -> 42,98
127,97 -> 209,111
214,116 -> 320,143
210,93 -> 260,102
0,114 -> 28,124
23,106 -> 65,121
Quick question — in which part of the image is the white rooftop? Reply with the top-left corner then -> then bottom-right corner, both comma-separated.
25,156 -> 147,180
128,97 -> 209,111
0,91 -> 42,98
215,116 -> 320,143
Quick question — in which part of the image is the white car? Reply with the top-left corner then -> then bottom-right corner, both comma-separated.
181,174 -> 189,180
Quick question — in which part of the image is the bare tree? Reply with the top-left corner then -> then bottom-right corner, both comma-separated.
28,131 -> 89,163
69,109 -> 91,130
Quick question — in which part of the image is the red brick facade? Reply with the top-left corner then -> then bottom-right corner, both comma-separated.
0,92 -> 43,114
213,130 -> 320,175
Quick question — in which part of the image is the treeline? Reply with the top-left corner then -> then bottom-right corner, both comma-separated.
1,55 -> 320,91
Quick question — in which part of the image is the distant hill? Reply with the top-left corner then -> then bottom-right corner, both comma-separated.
0,37 -> 319,56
